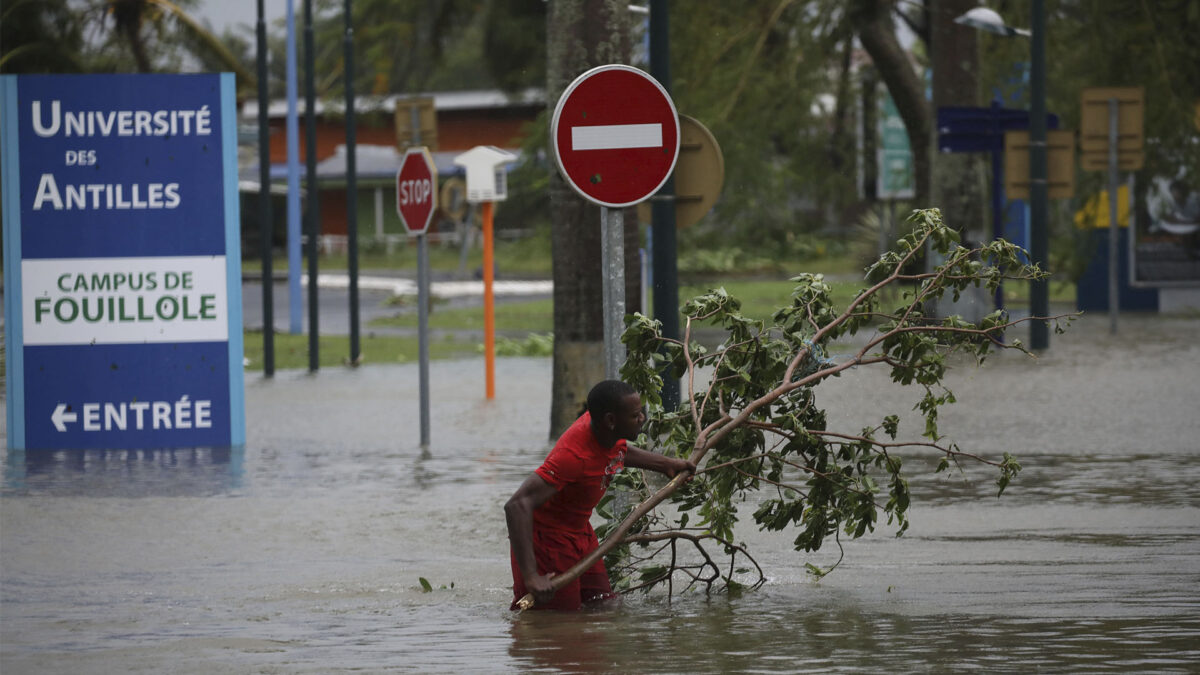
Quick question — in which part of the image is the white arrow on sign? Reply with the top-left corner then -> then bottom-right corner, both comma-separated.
51,404 -> 77,432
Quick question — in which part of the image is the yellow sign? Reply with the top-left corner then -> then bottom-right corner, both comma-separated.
395,96 -> 438,151
1074,184 -> 1130,229
1004,130 -> 1075,200
1080,87 -> 1144,170
637,115 -> 724,228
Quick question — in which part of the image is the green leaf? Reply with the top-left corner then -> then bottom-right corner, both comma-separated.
418,577 -> 433,593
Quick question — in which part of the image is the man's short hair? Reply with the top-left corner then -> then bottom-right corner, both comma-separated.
586,380 -> 636,419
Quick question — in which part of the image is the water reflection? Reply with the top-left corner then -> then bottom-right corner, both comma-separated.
508,609 -> 620,673
505,594 -> 1200,673
3,446 -> 244,497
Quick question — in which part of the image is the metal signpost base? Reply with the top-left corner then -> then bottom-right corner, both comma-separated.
1107,98 -> 1120,335
418,234 -> 431,446
600,207 -> 626,381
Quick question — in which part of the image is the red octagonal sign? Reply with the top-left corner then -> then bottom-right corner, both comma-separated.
552,65 -> 680,208
396,147 -> 438,235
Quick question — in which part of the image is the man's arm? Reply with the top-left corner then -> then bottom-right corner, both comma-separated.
504,473 -> 559,605
625,445 -> 696,478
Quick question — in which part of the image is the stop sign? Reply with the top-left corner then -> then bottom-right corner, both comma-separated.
551,65 -> 680,208
396,147 -> 438,235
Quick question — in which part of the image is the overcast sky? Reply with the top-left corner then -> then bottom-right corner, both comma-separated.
191,0 -> 292,37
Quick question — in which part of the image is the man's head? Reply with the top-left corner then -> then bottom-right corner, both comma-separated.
587,380 -> 645,443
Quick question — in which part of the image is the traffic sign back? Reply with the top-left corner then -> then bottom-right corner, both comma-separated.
551,65 -> 680,208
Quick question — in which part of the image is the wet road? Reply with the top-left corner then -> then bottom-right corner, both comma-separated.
2,313 -> 1199,673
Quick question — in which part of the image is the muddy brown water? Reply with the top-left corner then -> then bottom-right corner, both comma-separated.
2,314 -> 1198,673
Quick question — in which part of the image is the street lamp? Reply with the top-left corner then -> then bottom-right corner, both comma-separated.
955,3 -> 1050,350
953,7 -> 1030,37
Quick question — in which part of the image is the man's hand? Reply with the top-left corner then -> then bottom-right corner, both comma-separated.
625,446 -> 697,482
526,572 -> 557,606
665,458 -> 696,481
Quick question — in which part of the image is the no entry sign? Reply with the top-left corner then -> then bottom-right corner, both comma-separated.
396,147 -> 437,235
551,65 -> 680,208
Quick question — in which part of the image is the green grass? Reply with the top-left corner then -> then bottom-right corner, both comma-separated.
243,331 -> 481,371
244,231 -> 553,277
371,297 -> 554,332
363,274 -> 1075,338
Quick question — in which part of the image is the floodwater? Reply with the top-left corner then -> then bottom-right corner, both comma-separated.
2,314 -> 1199,673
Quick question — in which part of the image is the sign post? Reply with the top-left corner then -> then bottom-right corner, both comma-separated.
551,64 -> 680,379
396,146 -> 437,447
454,146 -> 516,400
1080,87 -> 1145,335
1,73 -> 245,451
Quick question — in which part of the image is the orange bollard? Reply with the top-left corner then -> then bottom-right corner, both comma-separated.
482,201 -> 496,400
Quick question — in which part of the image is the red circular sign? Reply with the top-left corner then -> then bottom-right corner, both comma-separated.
551,65 -> 680,208
396,148 -> 438,235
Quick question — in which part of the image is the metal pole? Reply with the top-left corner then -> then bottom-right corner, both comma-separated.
649,0 -> 679,406
1107,98 -> 1120,334
1029,0 -> 1049,349
992,142 -> 1005,311
417,234 -> 431,445
256,0 -> 275,377
411,111 -> 431,444
304,0 -> 320,371
601,206 -> 626,380
286,0 -> 302,334
344,0 -> 360,363
482,202 -> 495,400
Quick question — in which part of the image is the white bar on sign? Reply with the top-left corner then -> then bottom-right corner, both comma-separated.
572,123 -> 662,151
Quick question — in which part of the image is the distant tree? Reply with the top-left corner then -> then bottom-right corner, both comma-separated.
32,0 -> 257,92
0,0 -> 86,74
849,0 -> 932,208
670,1 -> 865,242
980,0 -> 1200,182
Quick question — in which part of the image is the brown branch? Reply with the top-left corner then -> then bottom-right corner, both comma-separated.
521,223 -> 1059,609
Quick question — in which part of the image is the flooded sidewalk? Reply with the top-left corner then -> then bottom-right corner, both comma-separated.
2,313 -> 1199,672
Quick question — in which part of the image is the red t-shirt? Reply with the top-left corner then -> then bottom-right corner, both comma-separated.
533,412 -> 627,535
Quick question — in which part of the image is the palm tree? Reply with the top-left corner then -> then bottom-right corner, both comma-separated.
0,0 -> 86,73
97,0 -> 256,92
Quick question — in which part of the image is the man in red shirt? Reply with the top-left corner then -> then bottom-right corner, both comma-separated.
505,380 -> 694,610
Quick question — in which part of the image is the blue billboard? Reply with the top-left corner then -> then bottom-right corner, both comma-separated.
2,73 -> 244,450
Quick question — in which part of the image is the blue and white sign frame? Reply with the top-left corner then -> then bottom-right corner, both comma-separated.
1,74 -> 245,450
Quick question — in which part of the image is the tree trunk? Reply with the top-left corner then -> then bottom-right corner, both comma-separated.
111,0 -> 152,72
850,0 -> 931,208
546,0 -> 636,438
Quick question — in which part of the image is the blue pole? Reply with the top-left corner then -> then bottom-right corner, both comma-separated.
286,0 -> 303,334
304,0 -> 320,371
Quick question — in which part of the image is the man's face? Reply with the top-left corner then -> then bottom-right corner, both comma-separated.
611,393 -> 646,441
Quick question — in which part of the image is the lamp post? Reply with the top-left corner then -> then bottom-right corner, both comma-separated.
955,2 -> 1050,350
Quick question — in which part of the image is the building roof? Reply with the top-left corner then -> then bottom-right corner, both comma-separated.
239,143 -> 523,185
240,88 -> 545,119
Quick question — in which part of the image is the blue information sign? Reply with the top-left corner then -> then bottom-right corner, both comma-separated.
1,74 -> 245,450
936,104 -> 1059,154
